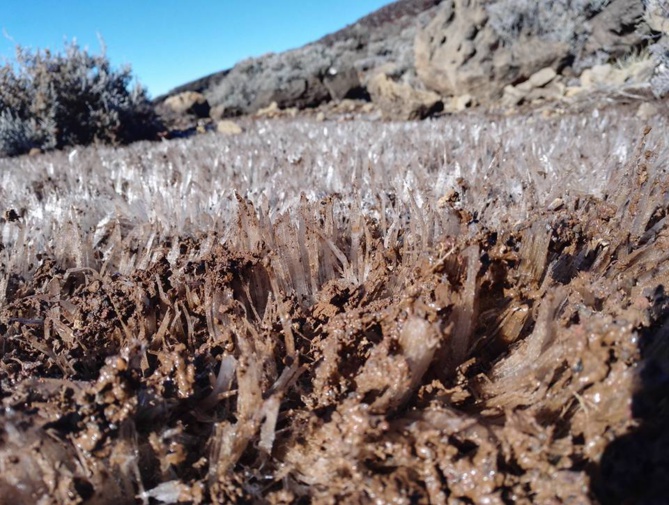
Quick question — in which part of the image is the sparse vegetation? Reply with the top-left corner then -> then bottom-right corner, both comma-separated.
0,42 -> 162,157
486,0 -> 608,44
650,37 -> 669,96
205,4 -> 430,116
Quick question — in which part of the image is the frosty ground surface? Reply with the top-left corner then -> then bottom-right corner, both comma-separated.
1,109 -> 668,503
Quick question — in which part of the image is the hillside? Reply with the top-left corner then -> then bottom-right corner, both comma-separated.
156,0 -> 663,130
156,0 -> 441,101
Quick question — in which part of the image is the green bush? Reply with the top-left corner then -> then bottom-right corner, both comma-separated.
0,42 -> 162,157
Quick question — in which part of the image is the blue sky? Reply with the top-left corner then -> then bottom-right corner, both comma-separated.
0,1 -> 392,98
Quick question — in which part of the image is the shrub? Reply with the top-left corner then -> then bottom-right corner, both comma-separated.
486,0 -> 609,45
647,1 -> 669,97
0,41 -> 162,157
649,38 -> 669,96
485,0 -> 646,73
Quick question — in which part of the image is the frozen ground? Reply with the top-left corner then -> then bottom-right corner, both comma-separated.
1,108 -> 668,503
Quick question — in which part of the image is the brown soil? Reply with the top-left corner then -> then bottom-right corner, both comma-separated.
1,110 -> 668,503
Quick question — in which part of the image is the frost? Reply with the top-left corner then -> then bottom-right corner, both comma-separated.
0,110 -> 667,502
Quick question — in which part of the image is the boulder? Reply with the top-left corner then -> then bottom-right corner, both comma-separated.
268,79 -> 307,106
525,81 -> 565,103
637,102 -> 658,119
501,85 -> 527,108
163,91 -> 211,118
414,0 -> 569,102
216,120 -> 243,135
253,102 -> 299,119
564,86 -> 585,98
323,67 -> 367,101
255,102 -> 280,118
446,94 -> 473,112
529,67 -> 557,88
252,76 -> 331,113
580,64 -> 614,88
501,67 -> 563,107
210,104 -> 232,121
580,59 -> 656,89
367,73 -> 443,120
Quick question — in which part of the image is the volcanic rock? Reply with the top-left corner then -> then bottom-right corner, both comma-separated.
414,0 -> 568,102
216,120 -> 243,135
254,76 -> 331,112
163,91 -> 211,118
367,73 -> 443,120
156,0 -> 662,123
323,67 -> 367,101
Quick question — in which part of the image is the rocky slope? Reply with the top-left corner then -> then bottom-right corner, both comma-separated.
157,0 -> 667,128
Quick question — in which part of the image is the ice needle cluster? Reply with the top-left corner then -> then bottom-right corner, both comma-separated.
0,109 -> 667,503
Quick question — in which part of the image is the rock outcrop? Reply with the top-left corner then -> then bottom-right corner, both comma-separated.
156,0 -> 663,127
413,0 -> 648,104
414,0 -> 569,102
